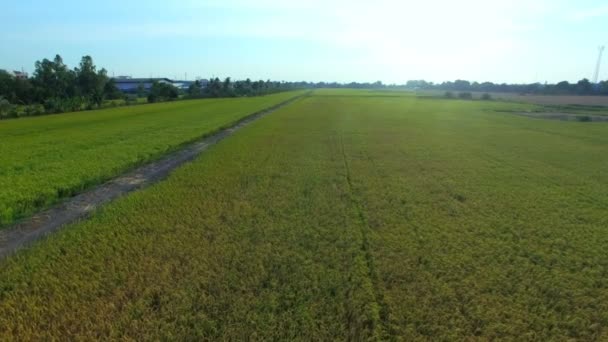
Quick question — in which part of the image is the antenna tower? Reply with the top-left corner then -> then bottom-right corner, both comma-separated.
593,45 -> 605,84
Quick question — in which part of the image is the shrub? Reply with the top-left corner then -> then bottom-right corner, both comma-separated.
0,97 -> 14,119
24,104 -> 45,116
124,94 -> 138,105
444,91 -> 454,99
8,106 -> 20,118
148,82 -> 179,103
481,93 -> 492,100
458,92 -> 473,100
43,98 -> 63,114
577,115 -> 592,122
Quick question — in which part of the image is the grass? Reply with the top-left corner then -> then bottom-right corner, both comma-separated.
0,89 -> 607,339
0,91 -> 304,226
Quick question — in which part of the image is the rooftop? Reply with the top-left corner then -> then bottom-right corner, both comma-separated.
112,78 -> 173,84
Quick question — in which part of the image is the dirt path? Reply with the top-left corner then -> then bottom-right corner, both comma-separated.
512,112 -> 608,122
0,93 -> 308,259
493,110 -> 608,122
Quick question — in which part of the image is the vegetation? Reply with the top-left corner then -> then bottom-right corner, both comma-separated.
147,81 -> 179,103
0,89 -> 607,339
0,55 -> 302,119
0,91 -> 304,226
406,78 -> 608,96
187,77 -> 305,99
0,55 -> 117,116
4,54 -> 606,120
458,91 -> 473,99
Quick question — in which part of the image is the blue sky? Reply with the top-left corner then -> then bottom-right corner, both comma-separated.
1,0 -> 607,83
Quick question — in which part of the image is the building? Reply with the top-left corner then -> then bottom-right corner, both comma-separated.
112,77 -> 174,93
0,69 -> 28,80
112,77 -> 209,93
12,71 -> 28,79
172,79 -> 209,91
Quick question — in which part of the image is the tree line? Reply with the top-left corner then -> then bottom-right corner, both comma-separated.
404,79 -> 608,96
0,55 -> 124,117
186,77 -> 297,98
3,53 -> 608,120
0,54 -> 303,119
220,78 -> 608,95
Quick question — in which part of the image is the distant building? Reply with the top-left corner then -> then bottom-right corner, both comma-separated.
111,77 -> 208,93
172,79 -> 209,91
12,71 -> 28,79
112,77 -> 173,93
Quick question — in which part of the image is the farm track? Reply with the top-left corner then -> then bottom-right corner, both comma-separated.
507,111 -> 608,122
0,93 -> 309,259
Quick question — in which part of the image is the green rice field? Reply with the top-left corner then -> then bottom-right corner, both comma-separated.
1,89 -> 607,339
0,91 -> 303,226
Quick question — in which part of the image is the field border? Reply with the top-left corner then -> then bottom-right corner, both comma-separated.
0,92 -> 309,259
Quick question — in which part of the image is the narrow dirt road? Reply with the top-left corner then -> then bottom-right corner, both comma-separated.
0,93 -> 307,259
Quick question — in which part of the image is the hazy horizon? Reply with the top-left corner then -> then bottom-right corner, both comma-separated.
2,0 -> 607,84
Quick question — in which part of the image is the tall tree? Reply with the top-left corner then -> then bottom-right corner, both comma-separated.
74,56 -> 109,107
576,78 -> 593,95
187,80 -> 203,96
0,70 -> 16,102
32,54 -> 75,101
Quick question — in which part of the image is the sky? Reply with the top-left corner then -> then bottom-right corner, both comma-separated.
1,0 -> 607,84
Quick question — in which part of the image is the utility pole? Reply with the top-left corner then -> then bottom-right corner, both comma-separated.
593,45 -> 605,84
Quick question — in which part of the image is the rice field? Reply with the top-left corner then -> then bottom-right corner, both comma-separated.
1,89 -> 607,339
0,91 -> 304,226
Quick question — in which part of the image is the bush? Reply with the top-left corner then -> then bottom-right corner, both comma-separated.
148,81 -> 179,103
24,104 -> 45,116
444,91 -> 454,99
458,92 -> 473,100
124,94 -> 139,105
43,98 -> 64,114
481,93 -> 492,100
577,115 -> 592,122
0,97 -> 14,119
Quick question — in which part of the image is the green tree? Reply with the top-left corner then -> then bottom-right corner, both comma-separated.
555,81 -> 572,94
75,56 -> 109,107
599,80 -> 608,95
136,83 -> 146,98
222,77 -> 233,97
204,77 -> 222,97
576,78 -> 593,95
103,79 -> 122,100
0,96 -> 12,119
147,81 -> 179,103
187,80 -> 203,97
0,70 -> 16,102
32,55 -> 76,102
